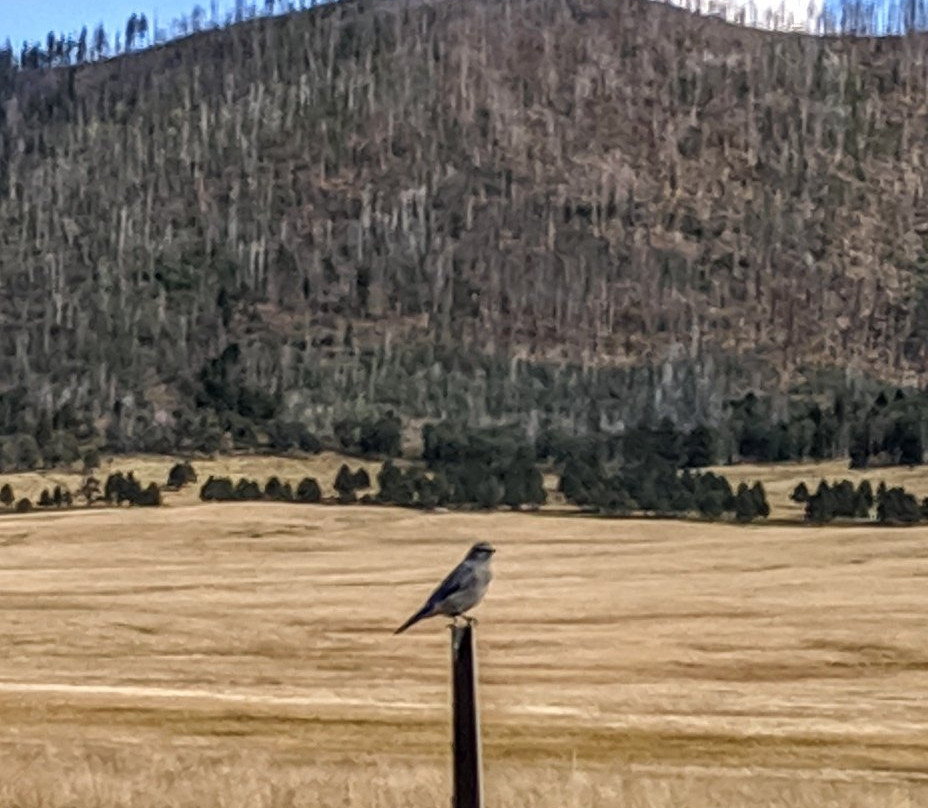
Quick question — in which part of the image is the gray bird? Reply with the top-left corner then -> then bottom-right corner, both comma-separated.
394,541 -> 496,634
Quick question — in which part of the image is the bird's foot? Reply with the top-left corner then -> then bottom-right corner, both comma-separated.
463,614 -> 478,628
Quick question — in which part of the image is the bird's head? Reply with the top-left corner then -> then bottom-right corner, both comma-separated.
467,541 -> 496,561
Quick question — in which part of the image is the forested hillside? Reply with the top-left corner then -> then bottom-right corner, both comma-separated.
2,0 -> 928,461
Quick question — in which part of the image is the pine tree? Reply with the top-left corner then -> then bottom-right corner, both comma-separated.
805,481 -> 835,524
334,464 -> 357,503
683,425 -> 715,468
750,482 -> 770,519
734,484 -> 758,523
296,477 -> 322,503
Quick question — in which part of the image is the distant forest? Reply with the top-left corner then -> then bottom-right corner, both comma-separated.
3,0 -> 928,471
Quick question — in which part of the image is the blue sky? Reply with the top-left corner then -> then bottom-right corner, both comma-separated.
0,2 -> 233,47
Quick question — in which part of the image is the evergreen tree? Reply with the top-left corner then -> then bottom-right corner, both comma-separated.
734,483 -> 758,523
898,419 -> 923,466
296,477 -> 322,503
264,476 -> 293,501
790,481 -> 809,503
167,461 -> 197,489
0,483 -> 13,507
856,480 -> 874,512
334,464 -> 357,503
200,476 -> 235,501
82,448 -> 101,472
831,480 -> 856,518
415,473 -> 451,510
475,476 -> 503,510
523,466 -> 547,509
358,411 -> 403,457
559,457 -> 602,507
234,478 -> 262,500
38,489 -> 53,508
76,26 -> 88,63
849,424 -> 870,468
377,460 -> 405,503
805,481 -> 835,524
352,468 -> 371,491
877,486 -> 922,524
669,484 -> 697,515
501,448 -> 540,510
683,425 -> 715,468
135,483 -> 162,507
750,482 -> 770,519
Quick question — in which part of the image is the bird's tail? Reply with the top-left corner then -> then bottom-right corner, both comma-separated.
394,605 -> 433,635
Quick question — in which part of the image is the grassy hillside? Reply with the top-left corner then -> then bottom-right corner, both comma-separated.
2,0 -> 928,449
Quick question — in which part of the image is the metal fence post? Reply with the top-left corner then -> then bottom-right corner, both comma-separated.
450,621 -> 483,808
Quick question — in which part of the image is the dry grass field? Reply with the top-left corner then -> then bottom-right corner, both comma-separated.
4,451 -> 928,517
0,452 -> 390,506
2,460 -> 928,806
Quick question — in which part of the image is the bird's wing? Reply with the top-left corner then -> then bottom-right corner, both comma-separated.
424,560 -> 478,609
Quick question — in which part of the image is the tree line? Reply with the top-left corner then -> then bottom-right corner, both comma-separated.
6,386 -> 928,479
791,478 -> 928,525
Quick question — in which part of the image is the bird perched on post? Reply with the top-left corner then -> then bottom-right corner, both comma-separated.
394,541 -> 496,634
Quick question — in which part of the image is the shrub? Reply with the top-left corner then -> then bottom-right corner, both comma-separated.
38,489 -> 53,508
0,483 -> 13,507
14,498 -> 33,513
